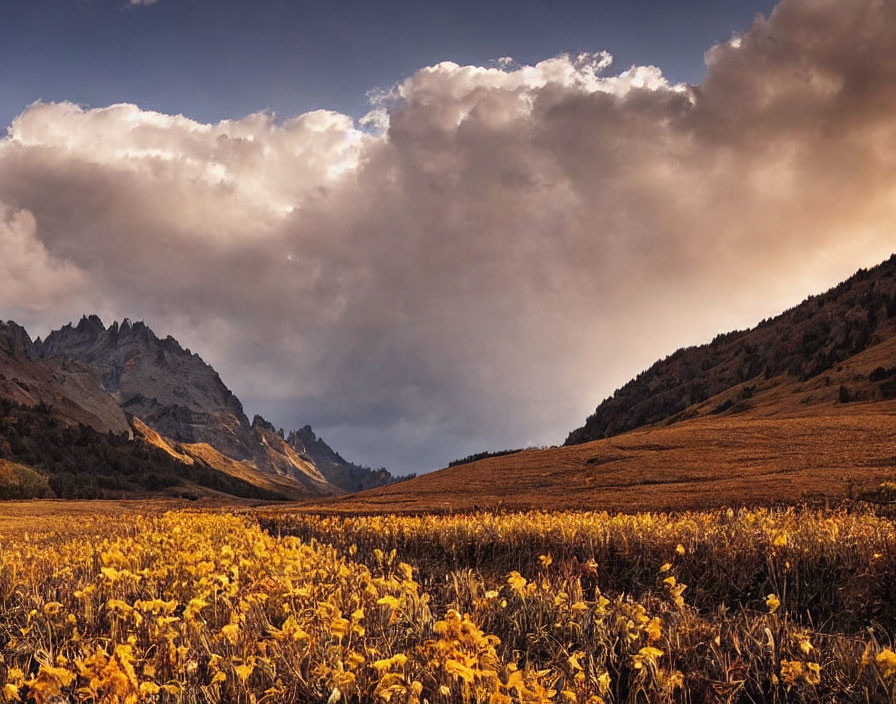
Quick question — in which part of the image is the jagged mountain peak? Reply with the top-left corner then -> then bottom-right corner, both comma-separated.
39,317 -> 192,356
1,314 -> 400,499
36,316 -> 254,456
252,415 -> 283,437
0,319 -> 131,436
78,313 -> 105,331
24,315 -> 349,494
286,424 -> 399,493
288,424 -> 346,465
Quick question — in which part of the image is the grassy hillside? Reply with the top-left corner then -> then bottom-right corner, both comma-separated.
0,460 -> 52,500
301,410 -> 896,514
313,258 -> 896,516
567,255 -> 896,445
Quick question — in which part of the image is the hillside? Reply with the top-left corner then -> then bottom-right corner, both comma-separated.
566,255 -> 896,444
307,255 -> 896,513
0,398 -> 292,500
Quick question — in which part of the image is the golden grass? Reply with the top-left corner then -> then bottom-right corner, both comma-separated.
302,412 -> 896,514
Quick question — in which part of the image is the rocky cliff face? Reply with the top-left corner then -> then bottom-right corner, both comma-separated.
287,424 -> 397,493
36,316 -> 255,455
33,316 -> 339,493
0,320 -> 131,435
0,315 -> 396,498
250,416 -> 337,495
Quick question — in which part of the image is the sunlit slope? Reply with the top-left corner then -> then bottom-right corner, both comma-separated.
567,255 -> 896,445
313,410 -> 896,513
316,333 -> 896,513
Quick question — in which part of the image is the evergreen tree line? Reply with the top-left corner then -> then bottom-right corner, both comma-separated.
0,399 -> 290,500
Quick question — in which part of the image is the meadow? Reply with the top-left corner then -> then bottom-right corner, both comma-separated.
0,504 -> 894,703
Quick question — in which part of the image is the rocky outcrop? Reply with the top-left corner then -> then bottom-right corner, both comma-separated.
0,321 -> 33,358
0,320 -> 131,435
36,316 -> 256,455
251,417 -> 338,495
287,424 -> 397,493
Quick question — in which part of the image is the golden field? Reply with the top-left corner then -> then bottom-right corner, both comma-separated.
0,503 -> 895,703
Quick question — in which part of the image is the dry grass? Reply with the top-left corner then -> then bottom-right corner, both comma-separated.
0,499 -> 238,535
296,336 -> 896,516
263,506 -> 896,702
298,411 -> 896,514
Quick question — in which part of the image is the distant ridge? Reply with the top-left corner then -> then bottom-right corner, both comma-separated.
287,425 -> 405,493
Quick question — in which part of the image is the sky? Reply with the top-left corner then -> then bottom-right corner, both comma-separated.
1,0 -> 895,474
0,1 -> 777,129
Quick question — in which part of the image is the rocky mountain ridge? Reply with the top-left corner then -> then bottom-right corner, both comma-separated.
287,425 -> 402,493
0,316 -> 398,499
0,320 -> 131,435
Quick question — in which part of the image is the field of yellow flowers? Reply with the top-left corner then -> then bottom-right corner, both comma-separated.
1,506 -> 895,703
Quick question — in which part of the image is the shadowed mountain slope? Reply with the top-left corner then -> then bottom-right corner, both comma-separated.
287,425 -> 401,493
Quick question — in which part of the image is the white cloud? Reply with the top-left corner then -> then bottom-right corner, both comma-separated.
1,0 -> 895,471
0,205 -> 86,312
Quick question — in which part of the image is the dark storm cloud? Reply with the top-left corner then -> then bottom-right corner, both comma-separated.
1,0 -> 895,472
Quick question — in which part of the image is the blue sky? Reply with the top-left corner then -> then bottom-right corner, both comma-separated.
1,0 -> 775,129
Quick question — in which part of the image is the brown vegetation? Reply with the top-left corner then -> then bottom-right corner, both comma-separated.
567,255 -> 896,445
299,407 -> 896,514
306,284 -> 896,515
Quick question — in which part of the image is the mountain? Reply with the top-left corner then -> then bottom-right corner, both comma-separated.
286,425 -> 402,493
0,316 -> 396,500
31,315 -> 337,496
302,254 -> 896,514
0,320 -> 131,435
36,316 -> 255,459
0,397 -> 299,500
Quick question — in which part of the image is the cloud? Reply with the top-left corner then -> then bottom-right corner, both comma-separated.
127,0 -> 158,6
1,0 -> 896,472
0,205 -> 87,316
